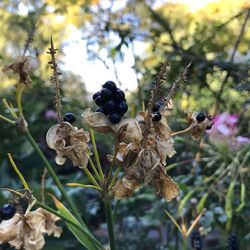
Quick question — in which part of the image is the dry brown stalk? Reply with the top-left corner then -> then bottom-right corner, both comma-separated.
47,38 -> 63,125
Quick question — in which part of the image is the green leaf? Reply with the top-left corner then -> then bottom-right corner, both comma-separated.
236,182 -> 246,212
225,179 -> 235,232
197,193 -> 209,213
50,195 -> 103,250
178,190 -> 196,215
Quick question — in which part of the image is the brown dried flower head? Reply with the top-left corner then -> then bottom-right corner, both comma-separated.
3,56 -> 39,85
188,112 -> 212,139
0,208 -> 62,250
112,111 -> 179,202
46,122 -> 90,168
82,109 -> 142,143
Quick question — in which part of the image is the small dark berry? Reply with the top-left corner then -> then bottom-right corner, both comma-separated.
103,100 -> 116,114
206,125 -> 213,130
93,91 -> 100,101
190,230 -> 202,250
100,88 -> 113,101
152,101 -> 161,112
196,113 -> 206,123
94,95 -> 104,106
95,107 -> 105,114
227,233 -> 239,250
0,204 -> 16,220
109,113 -> 121,124
152,112 -> 162,122
114,88 -> 125,101
103,81 -> 117,92
118,101 -> 128,115
63,112 -> 76,124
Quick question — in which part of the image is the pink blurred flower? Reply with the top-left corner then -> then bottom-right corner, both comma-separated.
45,110 -> 58,120
208,113 -> 249,150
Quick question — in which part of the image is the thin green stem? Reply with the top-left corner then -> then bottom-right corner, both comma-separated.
107,147 -> 118,184
109,166 -> 121,189
24,129 -> 85,226
16,84 -> 25,118
2,98 -> 18,119
0,114 -> 16,125
113,200 -> 121,224
67,183 -> 102,192
83,167 -> 102,189
89,129 -> 104,179
89,157 -> 102,182
104,201 -> 116,250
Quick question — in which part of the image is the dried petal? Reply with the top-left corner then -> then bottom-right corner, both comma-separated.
46,122 -> 90,168
3,56 -> 39,85
82,109 -> 142,143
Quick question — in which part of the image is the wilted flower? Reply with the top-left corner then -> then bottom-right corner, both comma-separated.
0,208 -> 62,250
46,122 -> 90,168
3,56 -> 39,85
82,109 -> 142,143
112,111 -> 179,202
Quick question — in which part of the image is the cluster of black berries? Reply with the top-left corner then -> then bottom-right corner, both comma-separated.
227,233 -> 239,250
0,204 -> 16,221
190,230 -> 203,250
63,112 -> 76,124
93,81 -> 128,124
196,112 -> 212,130
151,101 -> 162,122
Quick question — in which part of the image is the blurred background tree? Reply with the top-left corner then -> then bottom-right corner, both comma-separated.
0,0 -> 249,249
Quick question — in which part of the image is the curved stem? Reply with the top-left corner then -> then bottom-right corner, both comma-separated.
24,129 -> 85,226
16,84 -> 25,118
104,201 -> 116,250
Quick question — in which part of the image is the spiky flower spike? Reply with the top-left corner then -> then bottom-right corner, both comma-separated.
142,60 -> 170,148
47,37 -> 63,126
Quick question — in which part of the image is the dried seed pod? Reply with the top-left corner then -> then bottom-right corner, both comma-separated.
46,122 -> 90,168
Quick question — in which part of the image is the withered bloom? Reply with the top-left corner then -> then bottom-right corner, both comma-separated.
82,109 -> 142,143
112,111 -> 179,202
3,56 -> 39,85
0,208 -> 62,250
188,112 -> 212,139
46,122 -> 90,168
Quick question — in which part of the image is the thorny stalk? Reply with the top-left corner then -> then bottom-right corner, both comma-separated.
142,60 -> 170,148
47,38 -> 63,125
161,62 -> 191,107
23,22 -> 36,56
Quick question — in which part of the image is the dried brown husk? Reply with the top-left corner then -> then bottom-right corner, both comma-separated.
113,147 -> 179,201
82,109 -> 142,143
189,112 -> 212,139
3,56 -> 39,85
0,208 -> 62,250
46,122 -> 90,168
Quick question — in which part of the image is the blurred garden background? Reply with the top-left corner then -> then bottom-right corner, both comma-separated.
0,0 -> 249,249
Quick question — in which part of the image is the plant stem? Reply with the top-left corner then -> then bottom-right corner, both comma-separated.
0,114 -> 16,124
89,157 -> 102,182
24,129 -> 85,226
90,129 -> 104,179
104,201 -> 116,250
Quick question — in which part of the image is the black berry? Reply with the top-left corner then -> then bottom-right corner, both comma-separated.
103,81 -> 117,92
103,100 -> 116,114
63,112 -> 76,124
0,204 -> 16,220
93,91 -> 100,101
227,233 -> 239,250
196,113 -> 205,123
114,88 -> 125,101
118,101 -> 128,115
152,101 -> 161,112
206,125 -> 213,130
95,107 -> 106,114
100,88 -> 113,102
109,113 -> 121,124
94,95 -> 104,106
152,112 -> 162,122
190,230 -> 202,250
